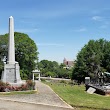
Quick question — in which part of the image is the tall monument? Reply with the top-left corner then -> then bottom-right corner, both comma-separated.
1,16 -> 22,84
7,16 -> 15,64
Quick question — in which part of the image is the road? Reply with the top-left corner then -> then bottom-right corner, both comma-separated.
0,99 -> 74,110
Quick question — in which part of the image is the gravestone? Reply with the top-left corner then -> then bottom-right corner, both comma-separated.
85,77 -> 90,85
1,16 -> 22,85
87,87 -> 96,94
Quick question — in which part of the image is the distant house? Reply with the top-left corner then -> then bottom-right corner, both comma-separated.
63,58 -> 74,69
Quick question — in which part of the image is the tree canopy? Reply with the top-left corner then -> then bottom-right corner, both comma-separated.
38,60 -> 72,78
0,32 -> 39,79
72,39 -> 110,82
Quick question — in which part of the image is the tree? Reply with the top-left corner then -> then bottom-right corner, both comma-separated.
72,39 -> 110,82
0,32 -> 39,79
102,41 -> 110,72
39,60 -> 72,78
45,71 -> 55,77
38,60 -> 58,77
59,63 -> 66,68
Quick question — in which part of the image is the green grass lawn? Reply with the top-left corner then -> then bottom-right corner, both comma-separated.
44,82 -> 110,110
0,90 -> 37,95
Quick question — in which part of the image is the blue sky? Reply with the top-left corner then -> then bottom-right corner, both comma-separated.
0,0 -> 110,63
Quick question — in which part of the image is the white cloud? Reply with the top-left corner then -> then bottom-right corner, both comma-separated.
37,43 -> 64,47
92,16 -> 103,21
73,28 -> 87,32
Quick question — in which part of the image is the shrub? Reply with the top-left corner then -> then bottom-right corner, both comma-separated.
20,84 -> 28,91
60,80 -> 67,84
0,81 -> 11,92
26,80 -> 35,90
0,80 -> 35,92
41,78 -> 46,82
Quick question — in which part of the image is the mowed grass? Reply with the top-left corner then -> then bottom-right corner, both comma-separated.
0,90 -> 37,95
44,82 -> 110,110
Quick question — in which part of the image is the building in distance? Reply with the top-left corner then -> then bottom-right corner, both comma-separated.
63,58 -> 74,69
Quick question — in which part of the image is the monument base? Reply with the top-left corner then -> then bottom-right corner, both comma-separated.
1,63 -> 22,85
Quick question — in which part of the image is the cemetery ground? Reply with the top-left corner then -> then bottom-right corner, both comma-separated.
0,80 -> 110,110
44,81 -> 110,110
0,81 -> 73,110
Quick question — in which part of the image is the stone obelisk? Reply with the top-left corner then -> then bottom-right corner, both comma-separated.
7,16 -> 15,64
1,16 -> 22,85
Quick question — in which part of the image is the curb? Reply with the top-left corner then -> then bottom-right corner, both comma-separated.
0,98 -> 74,110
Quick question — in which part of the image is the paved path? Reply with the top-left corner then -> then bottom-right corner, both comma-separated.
0,81 -> 73,110
0,99 -> 74,110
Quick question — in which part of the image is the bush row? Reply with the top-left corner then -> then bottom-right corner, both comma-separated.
0,80 -> 35,92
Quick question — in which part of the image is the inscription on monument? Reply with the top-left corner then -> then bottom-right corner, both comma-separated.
6,68 -> 15,83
